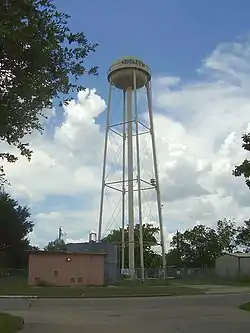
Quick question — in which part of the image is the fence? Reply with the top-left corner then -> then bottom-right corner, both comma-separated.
133,266 -> 216,280
0,268 -> 28,278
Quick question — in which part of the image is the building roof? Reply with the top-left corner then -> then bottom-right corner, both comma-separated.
66,242 -> 113,253
225,253 -> 250,258
29,251 -> 107,256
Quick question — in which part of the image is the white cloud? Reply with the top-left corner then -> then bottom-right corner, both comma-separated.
3,88 -> 106,201
153,40 -> 250,232
3,39 -> 250,248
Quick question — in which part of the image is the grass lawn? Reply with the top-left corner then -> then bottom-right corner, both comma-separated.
0,313 -> 24,333
239,302 -> 250,311
0,277 -> 205,298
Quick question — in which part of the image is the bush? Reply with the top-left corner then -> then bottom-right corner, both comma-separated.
0,313 -> 24,333
36,280 -> 54,287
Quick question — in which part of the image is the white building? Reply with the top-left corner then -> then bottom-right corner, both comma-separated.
215,253 -> 250,279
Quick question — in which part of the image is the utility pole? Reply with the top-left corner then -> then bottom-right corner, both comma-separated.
176,230 -> 181,267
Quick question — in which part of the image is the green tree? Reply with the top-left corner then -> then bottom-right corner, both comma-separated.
0,0 -> 98,180
104,223 -> 162,269
170,225 -> 222,268
44,238 -> 66,252
29,245 -> 40,251
0,191 -> 34,269
169,220 -> 238,268
233,133 -> 250,188
236,219 -> 250,252
216,218 -> 237,253
166,248 -> 182,267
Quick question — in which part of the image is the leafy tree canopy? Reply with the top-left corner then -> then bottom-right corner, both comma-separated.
216,218 -> 237,253
44,238 -> 66,252
236,219 -> 250,252
233,133 -> 250,188
171,225 -> 221,268
0,191 -> 34,268
104,223 -> 162,269
169,219 -> 238,268
0,0 -> 98,179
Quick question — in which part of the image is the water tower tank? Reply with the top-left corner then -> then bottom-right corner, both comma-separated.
107,56 -> 151,90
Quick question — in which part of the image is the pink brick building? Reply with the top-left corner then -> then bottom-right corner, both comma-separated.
28,251 -> 106,286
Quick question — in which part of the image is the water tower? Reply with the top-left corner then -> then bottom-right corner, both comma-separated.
97,56 -> 166,280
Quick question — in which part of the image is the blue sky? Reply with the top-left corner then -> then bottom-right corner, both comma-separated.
5,0 -> 250,246
55,0 -> 250,96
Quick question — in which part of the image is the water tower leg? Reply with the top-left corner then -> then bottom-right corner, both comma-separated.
121,90 -> 126,274
133,70 -> 145,282
98,83 -> 112,242
127,87 -> 135,279
146,82 -> 166,279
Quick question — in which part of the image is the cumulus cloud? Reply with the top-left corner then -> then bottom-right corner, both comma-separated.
3,39 -> 250,247
153,40 -> 250,232
4,88 -> 106,202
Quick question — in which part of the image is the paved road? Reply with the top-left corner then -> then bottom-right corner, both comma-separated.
1,294 -> 250,332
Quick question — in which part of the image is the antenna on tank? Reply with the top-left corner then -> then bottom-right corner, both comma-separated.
58,226 -> 63,240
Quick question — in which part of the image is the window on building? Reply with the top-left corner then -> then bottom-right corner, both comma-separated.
77,277 -> 83,283
54,270 -> 58,277
70,277 -> 76,283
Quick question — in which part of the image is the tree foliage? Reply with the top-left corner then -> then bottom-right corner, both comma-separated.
169,219 -> 238,268
216,218 -> 237,253
44,238 -> 66,252
0,0 -> 98,176
170,225 -> 221,268
104,223 -> 162,269
105,219 -> 246,270
0,191 -> 34,268
233,133 -> 250,188
236,219 -> 250,252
